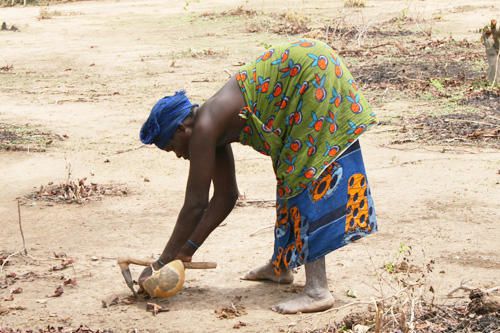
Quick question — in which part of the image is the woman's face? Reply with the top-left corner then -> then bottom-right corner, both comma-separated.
162,125 -> 191,160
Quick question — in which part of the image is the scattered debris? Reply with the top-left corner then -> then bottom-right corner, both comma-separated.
1,22 -> 19,32
0,123 -> 64,152
101,295 -> 136,308
393,110 -> 500,148
215,303 -> 247,319
146,302 -> 169,316
296,247 -> 500,333
467,288 -> 500,315
0,64 -> 13,72
460,87 -> 500,112
50,258 -> 74,271
26,178 -> 128,205
0,325 -> 113,333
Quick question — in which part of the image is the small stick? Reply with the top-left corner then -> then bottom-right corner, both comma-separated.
0,250 -> 21,274
114,145 -> 146,155
238,199 -> 275,205
17,200 -> 27,255
249,225 -> 274,237
447,279 -> 473,297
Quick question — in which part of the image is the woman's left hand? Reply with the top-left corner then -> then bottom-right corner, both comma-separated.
138,265 -> 154,288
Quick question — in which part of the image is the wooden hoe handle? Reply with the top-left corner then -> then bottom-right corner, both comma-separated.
117,257 -> 217,269
183,262 -> 217,269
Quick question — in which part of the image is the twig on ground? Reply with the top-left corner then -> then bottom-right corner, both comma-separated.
447,279 -> 473,297
249,225 -> 274,237
485,286 -> 500,293
0,250 -> 22,274
0,201 -> 31,274
17,200 -> 27,255
114,145 -> 146,155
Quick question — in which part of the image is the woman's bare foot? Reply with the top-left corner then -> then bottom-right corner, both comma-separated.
241,261 -> 294,284
271,288 -> 334,314
272,257 -> 334,314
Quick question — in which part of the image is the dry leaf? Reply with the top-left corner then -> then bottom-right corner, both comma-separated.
63,278 -> 77,286
49,285 -> 64,297
233,321 -> 247,329
53,252 -> 67,258
146,302 -> 169,316
11,287 -> 23,294
101,295 -> 136,308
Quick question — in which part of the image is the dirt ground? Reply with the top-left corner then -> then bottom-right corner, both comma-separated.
1,0 -> 499,332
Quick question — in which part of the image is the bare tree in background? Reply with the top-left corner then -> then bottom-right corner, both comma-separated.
481,19 -> 500,86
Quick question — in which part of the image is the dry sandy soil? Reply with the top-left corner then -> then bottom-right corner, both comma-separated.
0,0 -> 499,332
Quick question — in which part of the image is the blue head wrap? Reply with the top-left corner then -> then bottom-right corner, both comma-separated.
140,91 -> 195,149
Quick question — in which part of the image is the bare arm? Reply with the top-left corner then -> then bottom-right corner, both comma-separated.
138,77 -> 244,285
177,144 -> 239,260
156,121 -> 216,266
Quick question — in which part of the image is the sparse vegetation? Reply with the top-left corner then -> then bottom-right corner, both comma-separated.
1,0 -> 80,7
0,123 -> 64,152
344,0 -> 366,8
246,11 -> 312,35
37,6 -> 63,20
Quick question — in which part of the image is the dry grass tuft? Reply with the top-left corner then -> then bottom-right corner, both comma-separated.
185,47 -> 228,58
344,0 -> 366,8
37,6 -> 63,20
200,5 -> 258,19
0,123 -> 65,152
246,11 -> 312,35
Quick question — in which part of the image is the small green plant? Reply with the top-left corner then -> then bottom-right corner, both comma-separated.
430,78 -> 445,93
384,262 -> 395,273
183,0 -> 200,12
258,41 -> 272,49
383,242 -> 412,273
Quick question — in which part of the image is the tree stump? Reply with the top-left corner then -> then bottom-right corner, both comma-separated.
481,19 -> 500,85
